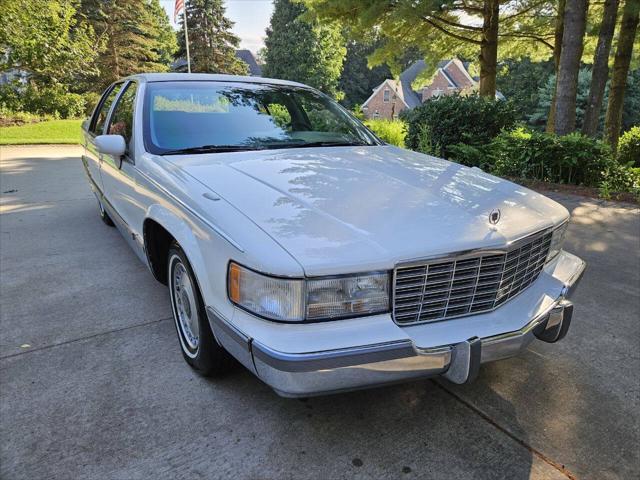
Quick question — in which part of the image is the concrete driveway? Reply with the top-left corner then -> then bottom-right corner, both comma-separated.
1,145 -> 638,480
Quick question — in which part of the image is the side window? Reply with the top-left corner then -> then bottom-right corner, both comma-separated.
107,82 -> 137,149
91,84 -> 123,135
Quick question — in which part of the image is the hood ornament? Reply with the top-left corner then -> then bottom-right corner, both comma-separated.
489,209 -> 501,225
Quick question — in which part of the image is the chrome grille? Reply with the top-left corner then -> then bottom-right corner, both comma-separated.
393,230 -> 553,325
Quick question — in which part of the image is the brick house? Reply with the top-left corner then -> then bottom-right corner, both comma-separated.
361,58 -> 478,120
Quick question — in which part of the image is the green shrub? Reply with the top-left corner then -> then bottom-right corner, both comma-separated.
0,82 -> 86,118
489,128 -> 614,187
599,165 -> 640,199
401,93 -> 517,158
617,126 -> 640,167
82,91 -> 102,116
364,119 -> 407,148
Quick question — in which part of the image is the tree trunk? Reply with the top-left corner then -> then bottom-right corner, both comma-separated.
546,0 -> 566,133
554,0 -> 589,136
582,0 -> 619,137
604,0 -> 640,149
479,0 -> 499,97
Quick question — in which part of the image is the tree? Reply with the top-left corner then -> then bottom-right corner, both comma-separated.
554,0 -> 590,135
497,58 -> 555,123
176,0 -> 247,75
605,0 -> 640,149
0,0 -> 97,85
339,37 -> 392,108
546,0 -> 566,132
80,0 -> 177,89
303,0 -> 558,98
263,0 -> 345,98
582,0 -> 619,136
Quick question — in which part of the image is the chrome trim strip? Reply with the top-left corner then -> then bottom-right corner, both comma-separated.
136,168 -> 245,252
206,306 -> 251,351
251,339 -> 417,373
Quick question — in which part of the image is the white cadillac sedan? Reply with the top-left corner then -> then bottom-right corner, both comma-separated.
81,73 -> 585,397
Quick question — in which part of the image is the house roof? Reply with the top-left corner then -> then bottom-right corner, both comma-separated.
398,60 -> 426,108
235,49 -> 262,76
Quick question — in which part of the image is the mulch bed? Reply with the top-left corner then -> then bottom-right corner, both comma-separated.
514,178 -> 639,205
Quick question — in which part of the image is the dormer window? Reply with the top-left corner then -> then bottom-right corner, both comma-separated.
383,89 -> 390,102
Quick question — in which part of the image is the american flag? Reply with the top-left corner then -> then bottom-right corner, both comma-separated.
174,0 -> 185,22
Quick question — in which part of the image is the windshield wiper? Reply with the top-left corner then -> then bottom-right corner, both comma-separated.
161,145 -> 263,155
274,141 -> 370,149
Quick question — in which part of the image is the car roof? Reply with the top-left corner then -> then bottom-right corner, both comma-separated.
125,73 -> 309,89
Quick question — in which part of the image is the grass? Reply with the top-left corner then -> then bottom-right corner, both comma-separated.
0,119 -> 83,145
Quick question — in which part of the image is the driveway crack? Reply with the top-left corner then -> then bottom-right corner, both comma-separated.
0,316 -> 172,360
431,380 -> 578,480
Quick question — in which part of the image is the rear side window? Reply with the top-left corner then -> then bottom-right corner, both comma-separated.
107,82 -> 137,148
91,83 -> 123,135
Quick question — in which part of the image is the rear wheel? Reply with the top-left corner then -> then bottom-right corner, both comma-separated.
96,196 -> 114,226
168,243 -> 233,376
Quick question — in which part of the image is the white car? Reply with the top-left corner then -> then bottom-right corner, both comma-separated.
81,73 -> 585,397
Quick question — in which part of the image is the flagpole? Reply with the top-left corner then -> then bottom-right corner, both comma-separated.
183,4 -> 191,73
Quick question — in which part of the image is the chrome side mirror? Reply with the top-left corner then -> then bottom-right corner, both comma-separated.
95,135 -> 126,158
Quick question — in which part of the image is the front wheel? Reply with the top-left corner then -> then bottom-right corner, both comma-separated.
168,243 -> 233,376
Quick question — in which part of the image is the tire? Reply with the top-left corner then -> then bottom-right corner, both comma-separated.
167,243 -> 233,376
96,196 -> 115,227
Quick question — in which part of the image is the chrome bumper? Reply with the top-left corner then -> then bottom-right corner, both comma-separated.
207,253 -> 586,398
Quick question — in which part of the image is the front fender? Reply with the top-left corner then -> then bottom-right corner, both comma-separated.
144,203 -> 233,318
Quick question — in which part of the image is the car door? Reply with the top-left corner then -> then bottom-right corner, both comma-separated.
82,83 -> 124,197
99,80 -> 147,261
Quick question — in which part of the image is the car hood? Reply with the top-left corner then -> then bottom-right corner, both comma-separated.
173,146 -> 569,276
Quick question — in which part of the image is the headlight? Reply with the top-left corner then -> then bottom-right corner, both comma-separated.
547,221 -> 568,262
228,262 -> 389,322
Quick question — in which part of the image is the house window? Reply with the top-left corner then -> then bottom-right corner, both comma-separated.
433,88 -> 443,97
362,106 -> 368,111
373,110 -> 380,118
383,89 -> 390,102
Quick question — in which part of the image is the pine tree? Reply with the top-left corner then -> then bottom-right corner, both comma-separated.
79,0 -> 177,89
176,0 -> 248,75
263,0 -> 346,98
339,37 -> 392,108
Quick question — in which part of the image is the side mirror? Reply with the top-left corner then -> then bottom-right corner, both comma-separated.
95,135 -> 126,158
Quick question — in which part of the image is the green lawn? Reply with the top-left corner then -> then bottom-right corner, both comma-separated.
0,119 -> 83,145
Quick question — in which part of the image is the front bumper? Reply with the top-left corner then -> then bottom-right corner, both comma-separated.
207,250 -> 586,397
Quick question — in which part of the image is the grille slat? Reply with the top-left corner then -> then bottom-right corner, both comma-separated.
393,230 -> 553,325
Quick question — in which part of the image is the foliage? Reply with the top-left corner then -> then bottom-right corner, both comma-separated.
401,94 -> 517,159
363,119 -> 406,147
617,126 -> 640,166
339,37 -> 391,109
263,0 -> 346,98
496,58 -> 554,125
303,0 -> 558,90
621,69 -> 640,132
599,166 -> 640,200
0,119 -> 83,145
176,0 -> 247,75
488,128 -> 615,186
530,67 -> 640,132
530,68 -> 595,130
0,82 -> 86,118
0,0 -> 98,85
80,0 -> 178,89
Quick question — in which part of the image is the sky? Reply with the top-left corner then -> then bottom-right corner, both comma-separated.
159,0 -> 274,53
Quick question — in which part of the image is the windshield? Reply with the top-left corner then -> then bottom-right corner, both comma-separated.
143,81 -> 380,155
